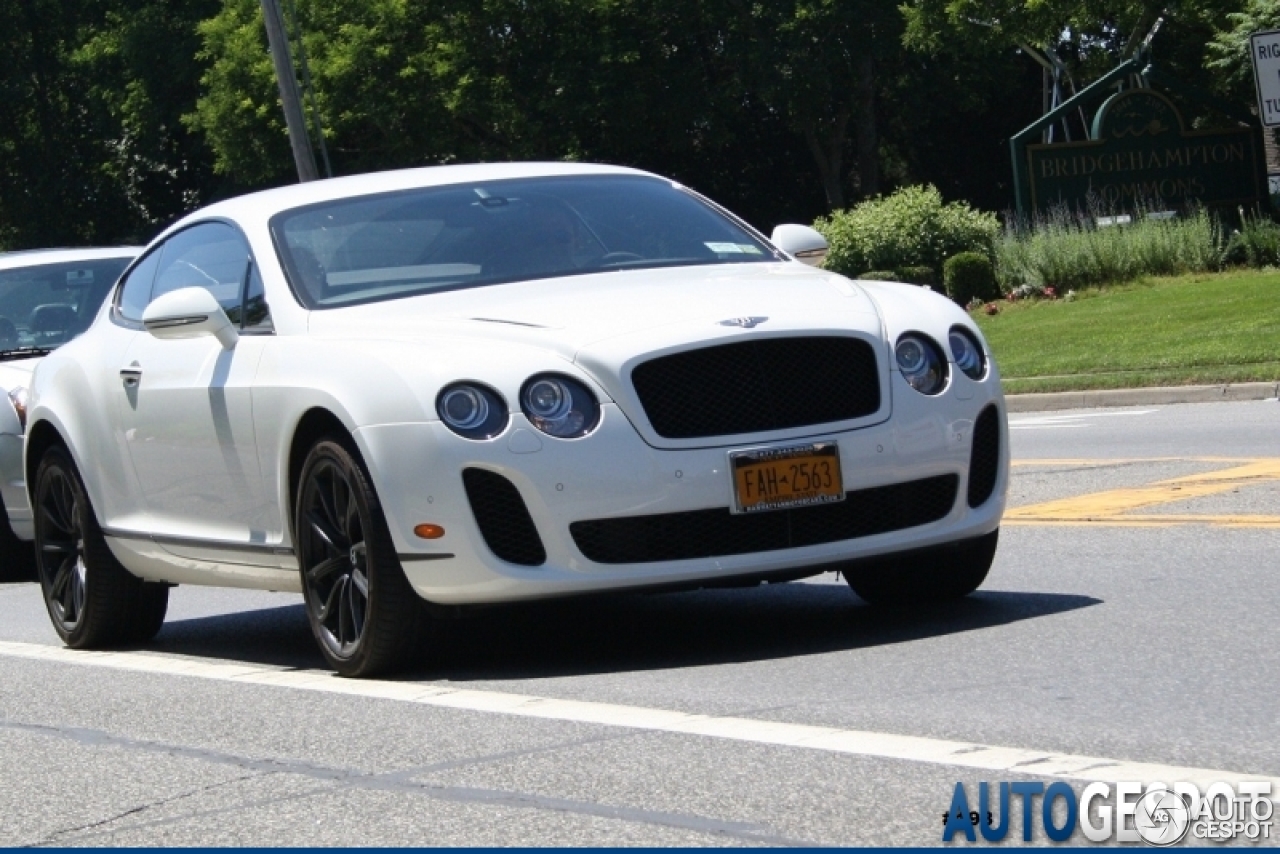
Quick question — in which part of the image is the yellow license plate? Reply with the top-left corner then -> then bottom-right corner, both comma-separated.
730,442 -> 844,514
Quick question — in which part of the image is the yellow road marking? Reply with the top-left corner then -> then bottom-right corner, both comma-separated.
1005,516 -> 1280,528
1007,458 -> 1280,528
1011,457 -> 1263,467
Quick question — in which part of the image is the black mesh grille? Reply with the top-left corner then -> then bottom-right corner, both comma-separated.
967,405 -> 1001,508
570,475 -> 958,564
461,468 -> 546,566
631,336 -> 881,439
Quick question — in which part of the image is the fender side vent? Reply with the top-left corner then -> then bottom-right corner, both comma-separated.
967,405 -> 1001,508
461,468 -> 547,566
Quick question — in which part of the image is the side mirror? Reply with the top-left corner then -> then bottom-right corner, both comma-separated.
141,287 -> 238,349
770,224 -> 829,267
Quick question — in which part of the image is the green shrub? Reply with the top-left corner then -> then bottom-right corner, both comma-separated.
894,265 -> 936,286
858,270 -> 899,281
815,185 -> 999,280
1224,214 -> 1280,268
944,252 -> 1000,304
995,207 -> 1224,291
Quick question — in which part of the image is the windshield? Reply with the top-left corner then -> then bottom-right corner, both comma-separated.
271,175 -> 779,309
0,257 -> 131,353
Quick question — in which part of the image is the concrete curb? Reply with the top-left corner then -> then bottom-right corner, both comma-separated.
1005,381 -> 1280,412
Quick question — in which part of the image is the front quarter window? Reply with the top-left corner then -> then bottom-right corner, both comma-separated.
118,251 -> 162,323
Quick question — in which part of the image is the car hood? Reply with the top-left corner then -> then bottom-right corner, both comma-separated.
0,357 -> 39,391
307,263 -> 884,359
307,263 -> 891,448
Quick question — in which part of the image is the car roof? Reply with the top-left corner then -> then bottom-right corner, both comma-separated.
175,162 -> 657,229
0,246 -> 141,273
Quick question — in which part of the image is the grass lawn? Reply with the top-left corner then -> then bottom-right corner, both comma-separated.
972,269 -> 1280,394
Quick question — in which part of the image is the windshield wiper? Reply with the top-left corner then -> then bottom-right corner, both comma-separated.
0,346 -> 56,361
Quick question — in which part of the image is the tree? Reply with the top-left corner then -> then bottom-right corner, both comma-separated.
0,0 -> 135,247
732,0 -> 902,209
0,0 -> 222,249
74,0 -> 225,227
1207,0 -> 1280,106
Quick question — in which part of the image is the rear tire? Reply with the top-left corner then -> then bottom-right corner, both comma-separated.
33,446 -> 168,647
845,529 -> 998,605
296,438 -> 424,677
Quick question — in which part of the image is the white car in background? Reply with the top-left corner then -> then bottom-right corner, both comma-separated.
26,163 -> 1007,676
0,247 -> 139,578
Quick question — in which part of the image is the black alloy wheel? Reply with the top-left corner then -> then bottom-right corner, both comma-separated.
33,445 -> 168,646
37,463 -> 86,631
296,439 -> 424,677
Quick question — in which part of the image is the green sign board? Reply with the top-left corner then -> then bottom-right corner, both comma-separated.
1026,90 -> 1262,212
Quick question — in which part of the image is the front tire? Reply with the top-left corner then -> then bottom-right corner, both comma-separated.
844,529 -> 999,605
296,439 -> 424,677
33,446 -> 168,646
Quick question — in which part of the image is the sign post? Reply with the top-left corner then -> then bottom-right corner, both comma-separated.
1249,29 -> 1280,128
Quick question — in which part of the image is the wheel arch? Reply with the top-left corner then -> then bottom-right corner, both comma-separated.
286,407 -> 360,540
25,418 -> 68,505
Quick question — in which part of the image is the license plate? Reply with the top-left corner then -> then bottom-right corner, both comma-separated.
730,442 -> 844,514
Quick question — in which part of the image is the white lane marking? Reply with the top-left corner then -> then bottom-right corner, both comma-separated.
1010,409 -> 1157,429
2,642 -> 1276,796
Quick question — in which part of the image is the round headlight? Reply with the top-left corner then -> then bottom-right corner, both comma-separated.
949,328 -> 986,381
520,374 -> 600,438
895,334 -> 947,395
436,383 -> 508,439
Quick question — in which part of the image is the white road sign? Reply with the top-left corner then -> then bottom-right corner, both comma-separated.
1251,29 -> 1280,127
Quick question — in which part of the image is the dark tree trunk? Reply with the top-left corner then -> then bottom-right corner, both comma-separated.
854,53 -> 878,198
803,104 -> 850,211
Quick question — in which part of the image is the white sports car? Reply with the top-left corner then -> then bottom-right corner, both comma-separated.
0,247 -> 139,578
26,163 -> 1007,676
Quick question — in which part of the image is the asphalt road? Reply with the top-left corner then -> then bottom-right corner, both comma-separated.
0,399 -> 1276,846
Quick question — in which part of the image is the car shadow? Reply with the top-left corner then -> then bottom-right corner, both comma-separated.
147,582 -> 1101,679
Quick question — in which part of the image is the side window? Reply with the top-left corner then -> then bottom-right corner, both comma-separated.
150,222 -> 248,318
117,250 -> 162,322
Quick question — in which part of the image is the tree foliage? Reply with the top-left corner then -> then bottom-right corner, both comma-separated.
1207,0 -> 1280,103
0,0 -> 222,249
0,0 -> 1267,249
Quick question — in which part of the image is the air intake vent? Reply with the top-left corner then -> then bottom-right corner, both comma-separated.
630,336 -> 881,439
461,468 -> 546,566
967,405 -> 1001,508
570,475 -> 957,564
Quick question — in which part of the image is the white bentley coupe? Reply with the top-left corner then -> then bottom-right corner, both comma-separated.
26,163 -> 1007,676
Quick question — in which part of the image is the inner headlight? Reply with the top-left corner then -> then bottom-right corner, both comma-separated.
436,382 -> 508,439
895,334 -> 947,395
520,374 -> 599,438
948,328 -> 986,381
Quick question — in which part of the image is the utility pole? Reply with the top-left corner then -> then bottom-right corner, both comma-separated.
260,0 -> 318,182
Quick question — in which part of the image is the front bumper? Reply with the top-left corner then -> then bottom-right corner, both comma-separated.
354,374 -> 1008,605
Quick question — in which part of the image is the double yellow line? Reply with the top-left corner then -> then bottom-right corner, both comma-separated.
1005,458 -> 1280,528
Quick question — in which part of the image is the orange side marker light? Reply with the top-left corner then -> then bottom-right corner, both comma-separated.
414,523 -> 446,540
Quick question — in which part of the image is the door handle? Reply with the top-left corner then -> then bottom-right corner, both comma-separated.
120,366 -> 142,388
